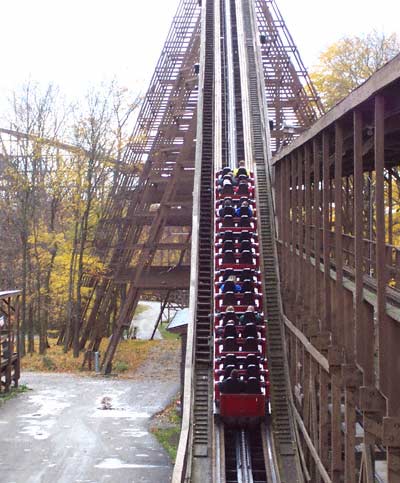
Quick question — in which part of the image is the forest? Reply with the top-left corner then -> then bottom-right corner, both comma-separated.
0,81 -> 140,356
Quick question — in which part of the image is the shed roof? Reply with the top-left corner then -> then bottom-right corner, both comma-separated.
167,308 -> 189,334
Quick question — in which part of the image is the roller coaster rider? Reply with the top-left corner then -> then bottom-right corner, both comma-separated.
236,200 -> 253,218
233,159 -> 250,178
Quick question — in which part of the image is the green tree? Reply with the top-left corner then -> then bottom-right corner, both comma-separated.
311,31 -> 400,110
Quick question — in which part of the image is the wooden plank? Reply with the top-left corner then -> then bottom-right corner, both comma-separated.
292,403 -> 332,483
283,314 -> 329,372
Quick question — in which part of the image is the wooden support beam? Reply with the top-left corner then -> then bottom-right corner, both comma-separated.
114,265 -> 190,288
322,131 -> 331,333
313,137 -> 322,323
283,314 -> 329,372
333,121 -> 344,349
292,403 -> 332,483
359,386 -> 386,413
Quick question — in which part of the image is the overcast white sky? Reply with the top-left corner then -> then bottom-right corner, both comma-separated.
0,0 -> 399,100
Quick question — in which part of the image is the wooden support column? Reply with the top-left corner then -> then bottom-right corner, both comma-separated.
283,158 -> 290,294
313,138 -> 321,327
319,368 -> 329,472
354,110 -> 374,390
297,149 -> 304,304
277,164 -> 283,240
297,150 -> 305,392
279,162 -> 284,283
342,110 -> 364,483
150,291 -> 171,340
388,169 -> 393,246
316,131 -> 331,478
375,94 -> 389,392
331,121 -> 344,482
322,131 -> 332,333
344,385 -> 357,483
343,288 -> 357,483
333,122 -> 344,348
331,370 -> 342,482
302,142 -> 314,345
310,359 -> 321,483
353,110 -> 363,356
294,151 -> 301,306
374,95 -> 400,480
290,154 -> 295,300
303,351 -> 311,430
304,144 -> 312,316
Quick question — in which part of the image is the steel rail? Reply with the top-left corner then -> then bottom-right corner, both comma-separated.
262,422 -> 281,483
172,1 -> 209,480
224,0 -> 238,169
214,0 -> 223,172
176,0 -> 308,480
238,0 -> 303,480
219,426 -> 278,483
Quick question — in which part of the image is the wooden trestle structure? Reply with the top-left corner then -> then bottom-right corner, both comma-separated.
0,290 -> 21,393
80,0 -> 322,372
274,56 -> 400,482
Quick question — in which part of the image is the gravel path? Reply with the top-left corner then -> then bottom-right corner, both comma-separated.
0,370 -> 179,483
130,301 -> 163,340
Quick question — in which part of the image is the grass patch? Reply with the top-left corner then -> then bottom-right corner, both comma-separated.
158,322 -> 180,340
154,427 -> 181,461
151,397 -> 182,462
112,339 -> 154,376
20,337 -> 173,376
0,384 -> 30,406
113,360 -> 129,373
135,303 -> 150,316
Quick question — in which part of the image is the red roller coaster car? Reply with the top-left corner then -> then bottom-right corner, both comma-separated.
213,168 -> 269,423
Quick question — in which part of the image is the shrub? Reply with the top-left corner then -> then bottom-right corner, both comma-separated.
114,361 -> 129,373
42,356 -> 56,371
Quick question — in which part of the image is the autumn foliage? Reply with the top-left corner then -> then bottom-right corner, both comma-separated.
310,31 -> 400,110
0,81 -> 140,356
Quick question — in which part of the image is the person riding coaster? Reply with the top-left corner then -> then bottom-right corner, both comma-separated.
233,160 -> 250,179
